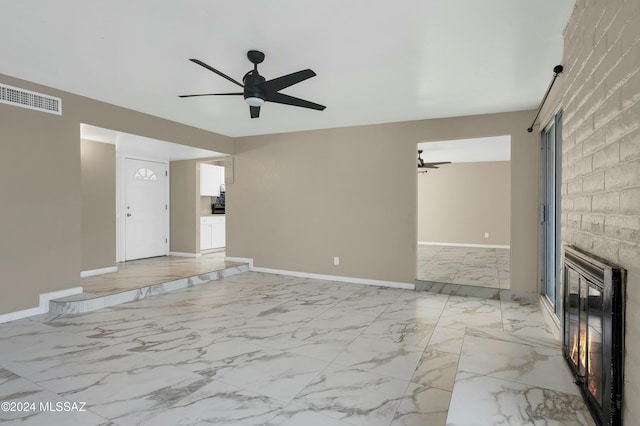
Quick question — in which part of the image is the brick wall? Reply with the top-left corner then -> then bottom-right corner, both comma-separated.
541,0 -> 640,422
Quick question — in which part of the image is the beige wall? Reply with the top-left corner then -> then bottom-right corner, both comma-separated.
0,73 -> 233,315
0,98 -> 80,314
229,110 -> 538,290
81,140 -> 116,271
538,1 -> 640,422
169,159 -> 199,254
418,161 -> 510,245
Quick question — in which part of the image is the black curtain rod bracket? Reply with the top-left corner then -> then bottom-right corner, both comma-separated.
527,65 -> 564,133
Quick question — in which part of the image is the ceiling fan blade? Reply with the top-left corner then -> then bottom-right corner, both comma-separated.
265,69 -> 316,93
179,92 -> 243,98
189,59 -> 244,88
267,92 -> 326,111
422,161 -> 451,166
250,106 -> 260,119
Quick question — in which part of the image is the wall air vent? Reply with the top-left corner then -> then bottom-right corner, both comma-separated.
0,83 -> 62,115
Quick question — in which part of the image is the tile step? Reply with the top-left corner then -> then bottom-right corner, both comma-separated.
49,263 -> 250,315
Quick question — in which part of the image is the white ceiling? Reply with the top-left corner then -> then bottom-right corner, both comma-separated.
81,124 -> 226,161
418,135 -> 511,163
2,1 -> 575,138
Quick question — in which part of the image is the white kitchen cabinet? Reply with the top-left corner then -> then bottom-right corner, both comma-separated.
200,163 -> 223,196
200,221 -> 213,250
200,216 -> 225,250
211,219 -> 225,248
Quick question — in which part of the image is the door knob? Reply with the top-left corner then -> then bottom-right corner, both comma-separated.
126,213 -> 132,217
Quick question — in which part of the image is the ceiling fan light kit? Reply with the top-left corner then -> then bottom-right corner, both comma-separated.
179,50 -> 325,119
245,97 -> 264,107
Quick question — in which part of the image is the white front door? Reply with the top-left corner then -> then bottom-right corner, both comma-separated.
124,158 -> 168,261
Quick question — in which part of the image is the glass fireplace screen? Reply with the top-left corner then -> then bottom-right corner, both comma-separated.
562,245 -> 624,426
564,267 -> 603,405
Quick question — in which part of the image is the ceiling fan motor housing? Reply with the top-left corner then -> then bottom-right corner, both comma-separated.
243,71 -> 266,102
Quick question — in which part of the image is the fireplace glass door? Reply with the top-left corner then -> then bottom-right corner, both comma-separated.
565,267 -> 604,411
563,246 -> 624,426
587,283 -> 603,406
565,268 -> 581,370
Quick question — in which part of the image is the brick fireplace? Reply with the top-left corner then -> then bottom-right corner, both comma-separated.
536,1 -> 640,423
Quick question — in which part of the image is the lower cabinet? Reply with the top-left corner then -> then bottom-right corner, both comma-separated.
200,216 -> 225,250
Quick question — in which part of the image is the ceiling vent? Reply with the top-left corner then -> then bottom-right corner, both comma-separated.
0,83 -> 62,115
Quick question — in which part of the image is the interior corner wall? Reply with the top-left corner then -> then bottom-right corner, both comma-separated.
538,1 -> 640,423
81,139 -> 116,271
0,73 -> 233,315
0,98 -> 80,315
229,110 -> 538,291
418,161 -> 511,246
170,159 -> 199,254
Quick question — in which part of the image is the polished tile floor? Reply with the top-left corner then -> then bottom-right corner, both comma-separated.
417,245 -> 511,289
0,272 -> 593,425
81,252 -> 239,296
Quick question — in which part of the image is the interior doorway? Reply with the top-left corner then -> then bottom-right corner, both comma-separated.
416,136 -> 512,289
79,123 -> 227,268
124,158 -> 168,261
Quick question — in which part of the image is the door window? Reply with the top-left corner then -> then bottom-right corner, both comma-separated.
134,167 -> 158,181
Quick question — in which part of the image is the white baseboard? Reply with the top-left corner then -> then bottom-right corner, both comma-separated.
227,256 -> 413,290
169,251 -> 201,258
225,257 -> 254,268
200,248 -> 225,255
81,266 -> 118,278
418,241 -> 510,249
251,265 -> 415,290
0,286 -> 83,324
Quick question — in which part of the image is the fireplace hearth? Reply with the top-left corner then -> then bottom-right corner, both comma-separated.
563,246 -> 625,426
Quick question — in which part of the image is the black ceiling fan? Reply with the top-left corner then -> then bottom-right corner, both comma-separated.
417,150 -> 451,173
179,50 -> 326,119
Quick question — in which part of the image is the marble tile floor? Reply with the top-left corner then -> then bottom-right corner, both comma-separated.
48,252 -> 249,315
81,251 -> 240,296
417,245 -> 511,290
0,272 -> 594,425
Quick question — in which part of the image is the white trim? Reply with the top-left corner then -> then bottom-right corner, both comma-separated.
166,166 -> 171,254
0,286 -> 83,324
252,266 -> 415,290
227,257 -> 413,289
81,266 -> 118,278
225,257 -> 253,268
169,251 -> 201,258
201,247 -> 225,255
418,241 -> 510,249
116,149 -> 123,261
539,295 -> 561,341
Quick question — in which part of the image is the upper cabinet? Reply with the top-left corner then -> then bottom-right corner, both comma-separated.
200,163 -> 224,196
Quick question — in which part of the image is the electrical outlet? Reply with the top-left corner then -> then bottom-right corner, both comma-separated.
333,257 -> 340,266
484,232 -> 489,238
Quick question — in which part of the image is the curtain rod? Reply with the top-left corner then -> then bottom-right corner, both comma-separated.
527,65 -> 564,133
